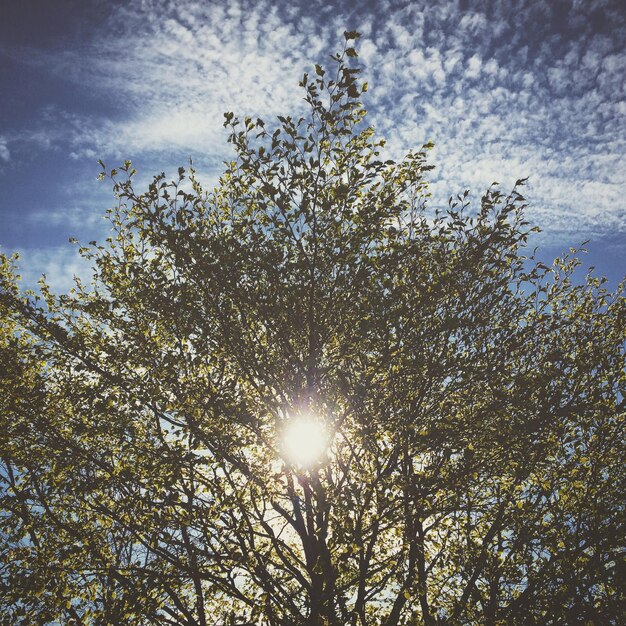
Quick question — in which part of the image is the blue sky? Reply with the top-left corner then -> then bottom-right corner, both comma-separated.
1,0 -> 624,291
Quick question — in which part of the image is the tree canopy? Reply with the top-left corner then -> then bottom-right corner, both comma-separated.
1,33 -> 625,625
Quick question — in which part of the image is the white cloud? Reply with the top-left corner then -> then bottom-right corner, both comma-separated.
14,245 -> 93,294
0,137 -> 10,162
3,0 -> 625,250
458,12 -> 487,36
26,205 -> 106,230
4,1 -> 335,159
466,54 -> 482,78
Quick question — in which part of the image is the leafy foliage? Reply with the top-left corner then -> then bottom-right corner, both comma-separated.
1,34 -> 625,625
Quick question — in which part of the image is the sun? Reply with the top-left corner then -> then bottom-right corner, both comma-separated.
281,416 -> 329,468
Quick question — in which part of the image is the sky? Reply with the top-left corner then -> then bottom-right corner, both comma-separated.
0,0 -> 624,292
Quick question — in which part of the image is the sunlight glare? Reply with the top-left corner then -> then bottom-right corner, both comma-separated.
281,416 -> 329,468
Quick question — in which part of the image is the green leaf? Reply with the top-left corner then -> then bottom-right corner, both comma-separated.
0,31 -> 621,626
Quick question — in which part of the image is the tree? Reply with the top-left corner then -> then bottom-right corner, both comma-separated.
1,33 -> 624,625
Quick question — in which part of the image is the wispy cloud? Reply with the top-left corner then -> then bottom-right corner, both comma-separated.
26,204 -> 107,231
354,0 -> 626,240
0,137 -> 10,163
8,0 -> 340,157
3,0 -> 625,246
13,245 -> 93,294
